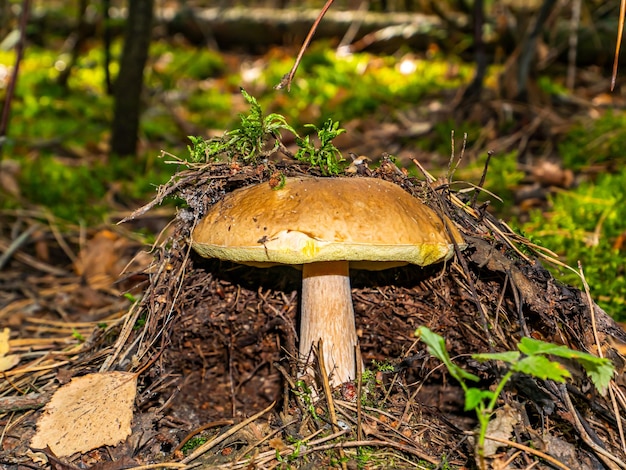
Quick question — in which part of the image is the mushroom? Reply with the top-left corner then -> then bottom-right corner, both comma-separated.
191,177 -> 465,387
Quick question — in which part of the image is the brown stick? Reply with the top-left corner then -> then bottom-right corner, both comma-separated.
275,0 -> 335,91
612,0 -> 626,91
0,392 -> 50,413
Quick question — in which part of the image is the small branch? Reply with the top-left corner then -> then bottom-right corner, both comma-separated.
472,432 -> 571,470
0,392 -> 50,413
561,385 -> 626,470
316,339 -> 347,470
172,419 -> 235,455
355,346 -> 363,442
612,0 -> 626,91
180,400 -> 276,464
275,0 -> 335,91
470,150 -> 494,209
579,261 -> 626,454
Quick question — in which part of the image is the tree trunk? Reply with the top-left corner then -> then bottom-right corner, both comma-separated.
110,0 -> 153,156
515,0 -> 557,101
465,0 -> 487,100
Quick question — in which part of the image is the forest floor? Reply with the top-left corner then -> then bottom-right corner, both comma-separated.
2,153 -> 626,469
2,39 -> 626,468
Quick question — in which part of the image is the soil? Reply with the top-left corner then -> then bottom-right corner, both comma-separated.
2,159 -> 626,469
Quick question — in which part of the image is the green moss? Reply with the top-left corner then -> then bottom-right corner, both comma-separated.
522,168 -> 626,318
559,111 -> 626,171
13,154 -> 173,224
453,151 -> 526,212
180,436 -> 208,453
149,44 -> 225,82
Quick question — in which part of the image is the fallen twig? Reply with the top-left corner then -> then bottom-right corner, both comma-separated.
0,392 -> 50,413
180,400 -> 276,464
275,0 -> 335,91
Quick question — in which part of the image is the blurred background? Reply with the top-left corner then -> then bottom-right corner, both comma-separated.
1,0 -> 625,317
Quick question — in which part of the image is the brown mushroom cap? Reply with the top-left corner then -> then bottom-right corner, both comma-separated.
192,176 -> 464,267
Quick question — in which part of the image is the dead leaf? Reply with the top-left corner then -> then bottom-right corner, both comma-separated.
30,371 -> 137,457
613,230 -> 626,251
531,160 -> 574,188
268,437 -> 287,452
481,405 -> 520,457
74,230 -> 130,289
24,449 -> 48,466
90,455 -> 138,470
46,450 -> 82,470
535,434 -> 581,470
0,159 -> 21,198
0,328 -> 20,372
0,327 -> 11,356
55,368 -> 75,385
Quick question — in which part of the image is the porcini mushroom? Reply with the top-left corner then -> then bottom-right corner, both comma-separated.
192,177 -> 464,387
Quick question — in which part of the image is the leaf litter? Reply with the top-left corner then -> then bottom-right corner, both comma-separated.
30,371 -> 137,457
1,156 -> 626,469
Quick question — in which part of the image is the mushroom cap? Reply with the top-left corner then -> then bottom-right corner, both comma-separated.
192,177 -> 465,267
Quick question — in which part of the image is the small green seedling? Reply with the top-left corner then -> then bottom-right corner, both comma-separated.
415,326 -> 614,467
71,328 -> 85,342
276,437 -> 306,464
294,118 -> 345,175
188,88 -> 296,162
181,436 -> 208,453
294,379 -> 319,420
133,313 -> 148,330
187,89 -> 346,175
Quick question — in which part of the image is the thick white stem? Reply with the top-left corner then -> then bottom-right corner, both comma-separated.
300,261 -> 360,386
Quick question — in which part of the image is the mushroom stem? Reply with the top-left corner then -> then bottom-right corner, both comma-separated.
300,260 -> 361,387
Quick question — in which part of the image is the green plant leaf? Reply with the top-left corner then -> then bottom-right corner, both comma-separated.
517,337 -> 613,393
575,357 -> 614,395
512,355 -> 570,382
415,326 -> 479,384
517,337 -> 574,356
465,387 -> 494,412
294,118 -> 345,175
472,351 -> 520,364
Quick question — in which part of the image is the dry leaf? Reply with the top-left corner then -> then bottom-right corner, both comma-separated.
24,450 -> 48,466
74,230 -> 127,289
0,328 -> 20,372
268,437 -> 287,451
0,327 -> 11,356
0,159 -> 21,198
481,405 -> 520,457
0,354 -> 20,372
30,371 -> 137,457
537,434 -> 580,470
531,160 -> 574,188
